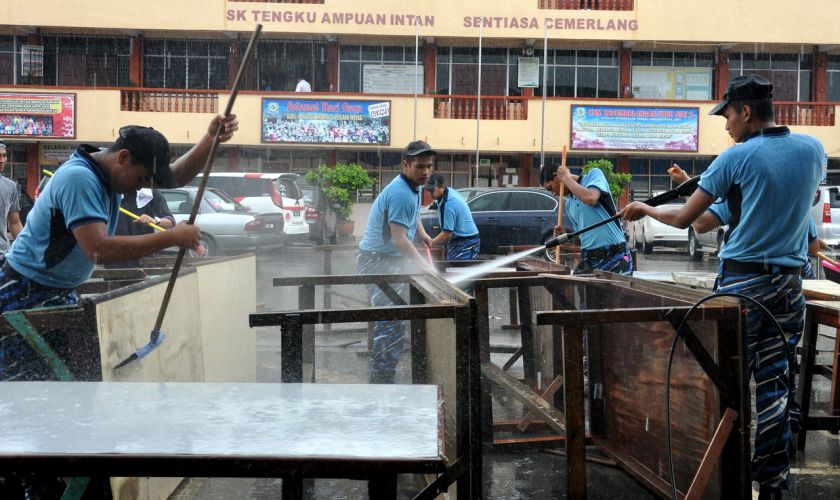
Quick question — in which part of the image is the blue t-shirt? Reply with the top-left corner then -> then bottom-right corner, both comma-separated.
698,127 -> 825,267
5,146 -> 120,288
359,174 -> 420,256
709,202 -> 818,243
438,188 -> 478,238
564,168 -> 625,250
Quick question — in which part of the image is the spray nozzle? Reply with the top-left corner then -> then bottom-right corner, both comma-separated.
544,233 -> 570,249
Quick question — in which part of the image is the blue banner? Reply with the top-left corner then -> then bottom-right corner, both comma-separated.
262,98 -> 390,145
571,105 -> 699,152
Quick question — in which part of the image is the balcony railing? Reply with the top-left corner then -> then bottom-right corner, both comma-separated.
434,96 -> 528,120
121,89 -> 219,113
774,102 -> 836,127
539,0 -> 635,10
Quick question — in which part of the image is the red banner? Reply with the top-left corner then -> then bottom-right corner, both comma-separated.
0,93 -> 76,139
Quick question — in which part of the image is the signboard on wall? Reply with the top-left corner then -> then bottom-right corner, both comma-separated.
631,67 -> 712,100
571,105 -> 699,152
517,57 -> 539,88
0,93 -> 75,139
363,64 -> 423,94
21,45 -> 44,78
262,98 -> 390,145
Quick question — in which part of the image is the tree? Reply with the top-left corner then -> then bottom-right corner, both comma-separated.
582,159 -> 631,200
305,163 -> 374,220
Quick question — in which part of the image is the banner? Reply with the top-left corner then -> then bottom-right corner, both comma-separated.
0,93 -> 76,139
262,98 -> 391,145
571,105 -> 699,152
517,57 -> 539,88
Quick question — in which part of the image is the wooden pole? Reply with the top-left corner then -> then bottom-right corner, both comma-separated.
555,146 -> 567,264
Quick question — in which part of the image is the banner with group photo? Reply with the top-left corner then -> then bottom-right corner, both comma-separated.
0,93 -> 76,139
571,105 -> 699,152
262,98 -> 391,145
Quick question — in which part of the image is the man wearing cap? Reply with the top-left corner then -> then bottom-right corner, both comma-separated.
0,140 -> 23,256
0,115 -> 238,321
357,140 -> 436,384
540,162 -> 632,275
423,173 -> 480,261
623,74 -> 825,498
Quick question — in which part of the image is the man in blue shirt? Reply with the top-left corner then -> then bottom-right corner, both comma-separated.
358,140 -> 435,383
623,75 -> 825,498
424,173 -> 480,261
540,163 -> 632,275
0,115 -> 238,379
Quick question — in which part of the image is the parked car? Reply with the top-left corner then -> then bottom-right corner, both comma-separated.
420,187 -> 572,256
810,185 -> 840,246
188,172 -> 309,239
629,197 -> 689,254
160,187 -> 284,256
687,213 -> 727,260
301,183 -> 338,245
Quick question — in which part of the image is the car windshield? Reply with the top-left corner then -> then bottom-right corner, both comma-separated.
204,189 -> 242,213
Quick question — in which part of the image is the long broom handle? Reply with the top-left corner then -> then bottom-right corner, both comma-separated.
555,146 -> 567,263
151,25 -> 262,335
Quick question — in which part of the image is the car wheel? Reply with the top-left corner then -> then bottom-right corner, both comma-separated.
191,234 -> 217,258
688,230 -> 702,261
639,230 -> 652,254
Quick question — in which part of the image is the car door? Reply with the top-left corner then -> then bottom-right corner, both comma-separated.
503,191 -> 557,245
467,191 -> 510,254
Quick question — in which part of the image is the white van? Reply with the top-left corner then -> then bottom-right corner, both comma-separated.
189,173 -> 309,237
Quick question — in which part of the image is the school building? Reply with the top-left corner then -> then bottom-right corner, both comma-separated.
2,0 -> 840,203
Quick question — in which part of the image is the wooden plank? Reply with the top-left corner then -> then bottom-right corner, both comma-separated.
803,279 -> 840,301
594,438 -> 683,500
536,306 -> 733,328
685,408 -> 738,500
563,324 -> 587,500
250,304 -> 461,327
516,375 -> 564,432
482,362 -> 566,435
274,274 -> 420,287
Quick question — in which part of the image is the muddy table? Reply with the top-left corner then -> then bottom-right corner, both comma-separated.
0,382 -> 445,499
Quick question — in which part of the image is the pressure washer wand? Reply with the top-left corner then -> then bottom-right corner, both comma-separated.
544,176 -> 700,249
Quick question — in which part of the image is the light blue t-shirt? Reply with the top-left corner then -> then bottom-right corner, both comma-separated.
564,168 -> 625,250
698,127 -> 824,267
5,145 -> 120,288
709,202 -> 818,244
438,187 -> 478,238
359,174 -> 420,256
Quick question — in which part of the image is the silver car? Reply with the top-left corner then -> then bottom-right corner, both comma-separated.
160,187 -> 285,256
810,185 -> 840,246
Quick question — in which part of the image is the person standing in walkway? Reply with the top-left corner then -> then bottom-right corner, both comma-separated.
424,173 -> 480,261
540,162 -> 632,275
622,75 -> 825,499
295,77 -> 312,92
357,140 -> 435,383
109,187 -> 176,268
0,141 -> 23,255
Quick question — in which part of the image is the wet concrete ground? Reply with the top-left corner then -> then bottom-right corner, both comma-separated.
172,245 -> 840,499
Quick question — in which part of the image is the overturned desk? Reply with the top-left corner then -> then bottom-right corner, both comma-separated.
0,382 -> 445,499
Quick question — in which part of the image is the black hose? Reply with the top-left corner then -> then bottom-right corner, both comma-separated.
665,291 -> 793,500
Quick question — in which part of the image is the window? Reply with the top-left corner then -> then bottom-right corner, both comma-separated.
508,192 -> 557,211
252,39 -> 327,92
339,44 -> 421,93
533,49 -> 619,98
827,54 -> 840,102
469,192 -> 509,211
145,39 -> 229,90
436,47 -> 515,96
162,191 -> 193,215
729,51 -> 813,101
628,156 -> 716,201
38,34 -> 131,87
631,51 -> 714,100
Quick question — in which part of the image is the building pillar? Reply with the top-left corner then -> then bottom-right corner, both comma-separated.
226,146 -> 240,172
129,35 -> 144,87
26,144 -> 40,197
327,149 -> 337,167
423,39 -> 436,93
617,155 -> 630,208
715,49 -> 730,100
619,47 -> 633,98
326,41 -> 339,92
813,47 -> 827,102
518,154 -> 532,187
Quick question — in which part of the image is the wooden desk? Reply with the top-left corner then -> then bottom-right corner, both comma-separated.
803,279 -> 840,301
795,300 -> 840,451
0,382 -> 445,499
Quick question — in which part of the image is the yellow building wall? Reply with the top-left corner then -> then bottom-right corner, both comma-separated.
1,0 -> 838,44
5,86 -> 838,158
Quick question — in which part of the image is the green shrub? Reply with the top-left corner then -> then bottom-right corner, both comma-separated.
582,159 -> 631,200
305,163 -> 374,220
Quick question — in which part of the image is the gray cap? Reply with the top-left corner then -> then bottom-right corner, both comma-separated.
423,172 -> 446,191
405,140 -> 436,158
709,74 -> 774,116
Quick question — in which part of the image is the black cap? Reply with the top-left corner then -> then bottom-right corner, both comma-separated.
116,126 -> 177,188
709,74 -> 774,116
424,172 -> 446,191
405,140 -> 436,158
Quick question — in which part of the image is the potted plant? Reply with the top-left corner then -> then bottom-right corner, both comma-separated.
305,162 -> 374,238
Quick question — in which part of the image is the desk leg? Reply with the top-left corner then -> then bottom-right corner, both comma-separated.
368,474 -> 397,500
831,327 -> 840,416
281,316 -> 304,384
564,325 -> 587,500
796,311 -> 819,451
282,475 -> 303,499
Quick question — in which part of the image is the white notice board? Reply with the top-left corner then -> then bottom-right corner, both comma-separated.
363,64 -> 424,94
